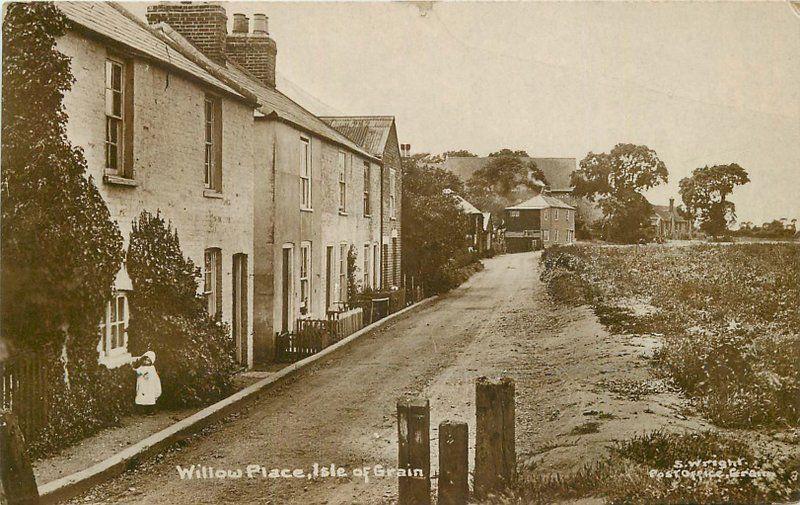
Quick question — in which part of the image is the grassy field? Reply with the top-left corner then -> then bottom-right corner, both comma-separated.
524,243 -> 800,504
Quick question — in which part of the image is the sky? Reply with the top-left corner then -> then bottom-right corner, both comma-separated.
126,1 -> 800,225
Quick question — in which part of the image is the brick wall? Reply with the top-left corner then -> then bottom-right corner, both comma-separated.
146,3 -> 228,64
59,31 -> 256,367
226,33 -> 277,88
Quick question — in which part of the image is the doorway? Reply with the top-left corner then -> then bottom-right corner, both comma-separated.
232,253 -> 248,365
325,245 -> 333,312
281,245 -> 293,333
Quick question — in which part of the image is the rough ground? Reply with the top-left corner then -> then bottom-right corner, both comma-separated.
65,251 -> 708,504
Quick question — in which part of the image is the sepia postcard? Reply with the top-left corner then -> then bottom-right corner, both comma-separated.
1,1 -> 798,504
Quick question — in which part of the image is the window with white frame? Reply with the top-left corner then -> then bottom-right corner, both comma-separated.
204,248 -> 222,318
543,229 -> 550,242
554,209 -> 559,220
300,242 -> 311,314
338,151 -> 347,213
389,168 -> 397,219
339,243 -> 348,302
105,58 -> 124,174
363,244 -> 370,289
554,229 -> 559,243
510,210 -> 520,218
363,162 -> 371,216
300,138 -> 311,209
202,95 -> 222,192
543,209 -> 549,221
98,292 -> 129,359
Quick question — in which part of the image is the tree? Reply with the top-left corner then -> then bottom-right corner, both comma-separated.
127,211 -> 238,407
2,2 -> 124,346
488,148 -> 530,157
1,2 -> 130,456
679,164 -> 749,238
402,158 -> 471,295
442,149 -> 477,158
466,156 -> 547,215
572,143 -> 668,243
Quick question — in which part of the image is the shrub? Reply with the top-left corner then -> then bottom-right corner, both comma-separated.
127,211 -> 238,408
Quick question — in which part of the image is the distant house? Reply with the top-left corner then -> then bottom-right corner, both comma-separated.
443,189 -> 493,254
442,156 -> 602,226
505,195 -> 575,252
650,198 -> 691,240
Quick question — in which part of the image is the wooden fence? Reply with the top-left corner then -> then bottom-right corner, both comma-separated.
276,283 -> 427,364
0,351 -> 51,442
275,307 -> 366,363
330,307 -> 363,340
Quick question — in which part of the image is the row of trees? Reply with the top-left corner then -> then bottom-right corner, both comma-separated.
1,3 -> 237,456
421,144 -> 752,244
570,144 -> 750,243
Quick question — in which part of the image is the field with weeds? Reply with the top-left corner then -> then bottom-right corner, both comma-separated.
540,243 -> 800,428
525,243 -> 800,504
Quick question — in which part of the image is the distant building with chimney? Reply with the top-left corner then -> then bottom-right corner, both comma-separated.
649,198 -> 691,240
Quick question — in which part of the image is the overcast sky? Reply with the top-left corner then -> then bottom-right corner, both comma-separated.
127,1 -> 799,225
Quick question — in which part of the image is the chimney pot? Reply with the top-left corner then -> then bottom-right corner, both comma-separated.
252,13 -> 268,34
232,13 -> 249,34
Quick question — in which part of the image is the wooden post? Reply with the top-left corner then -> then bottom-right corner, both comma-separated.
438,421 -> 468,505
0,411 -> 40,505
397,397 -> 430,505
474,376 -> 516,499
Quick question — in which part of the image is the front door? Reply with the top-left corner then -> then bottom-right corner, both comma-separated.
325,246 -> 333,312
232,254 -> 248,365
281,246 -> 293,333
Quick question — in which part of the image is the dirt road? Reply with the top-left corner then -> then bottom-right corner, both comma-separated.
69,251 -> 704,504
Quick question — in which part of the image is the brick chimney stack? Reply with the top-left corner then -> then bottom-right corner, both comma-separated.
146,2 -> 228,65
225,12 -> 278,88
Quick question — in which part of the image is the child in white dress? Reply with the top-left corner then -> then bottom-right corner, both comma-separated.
133,351 -> 161,414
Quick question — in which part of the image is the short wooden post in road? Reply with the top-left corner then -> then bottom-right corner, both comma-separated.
474,376 -> 516,499
396,397 -> 431,505
437,420 -> 468,505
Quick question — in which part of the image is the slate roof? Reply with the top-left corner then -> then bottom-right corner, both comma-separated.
442,157 -> 577,192
652,204 -> 688,223
443,189 -> 482,215
155,24 -> 379,162
57,2 -> 248,102
318,116 -> 395,158
507,194 -> 575,211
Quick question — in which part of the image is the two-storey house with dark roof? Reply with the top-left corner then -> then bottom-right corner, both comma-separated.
57,2 -> 259,368
146,4 -> 402,362
505,195 -> 576,252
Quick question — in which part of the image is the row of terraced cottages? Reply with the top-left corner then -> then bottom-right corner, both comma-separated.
56,2 -> 403,368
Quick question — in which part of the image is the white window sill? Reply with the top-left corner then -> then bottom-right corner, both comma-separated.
339,211 -> 348,216
104,174 -> 138,187
98,350 -> 132,369
301,207 -> 314,213
203,189 -> 223,199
